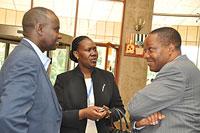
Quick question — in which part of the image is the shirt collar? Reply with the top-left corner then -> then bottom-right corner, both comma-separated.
174,55 -> 182,60
23,38 -> 51,71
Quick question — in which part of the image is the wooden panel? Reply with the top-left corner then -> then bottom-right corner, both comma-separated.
177,26 -> 187,42
0,8 -> 6,24
16,11 -> 24,26
5,9 -> 16,25
187,26 -> 198,42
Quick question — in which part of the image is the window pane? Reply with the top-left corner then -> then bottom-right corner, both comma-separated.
0,0 -> 31,11
5,9 -> 16,25
16,11 -> 25,26
152,16 -> 199,29
105,22 -> 114,36
0,8 -> 6,24
33,0 -> 76,36
154,0 -> 200,14
96,21 -> 105,36
187,26 -> 198,42
0,43 -> 6,68
0,0 -> 31,25
96,46 -> 106,69
177,26 -> 187,42
106,47 -> 117,74
0,43 -> 17,69
77,0 -> 123,44
182,44 -> 198,64
50,47 -> 70,84
77,19 -> 89,35
9,44 -> 17,54
198,47 -> 200,70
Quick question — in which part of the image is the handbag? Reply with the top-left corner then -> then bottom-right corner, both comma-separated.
109,108 -> 131,133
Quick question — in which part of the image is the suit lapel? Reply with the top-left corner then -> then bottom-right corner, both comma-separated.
92,69 -> 104,106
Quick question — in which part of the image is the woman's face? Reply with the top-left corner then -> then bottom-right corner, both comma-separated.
75,38 -> 98,69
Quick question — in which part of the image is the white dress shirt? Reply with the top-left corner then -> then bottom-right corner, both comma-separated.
85,78 -> 97,133
23,38 -> 51,71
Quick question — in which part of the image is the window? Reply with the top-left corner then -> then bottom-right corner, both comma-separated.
33,0 -> 76,36
0,43 -> 6,68
0,0 -> 124,83
77,0 -> 123,44
0,0 -> 31,25
49,47 -> 70,84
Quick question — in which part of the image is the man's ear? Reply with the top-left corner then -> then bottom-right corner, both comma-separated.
73,51 -> 79,59
168,43 -> 176,53
35,23 -> 44,36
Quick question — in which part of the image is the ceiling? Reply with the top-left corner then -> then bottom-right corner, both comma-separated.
153,0 -> 200,27
0,0 -> 123,22
0,0 -> 200,25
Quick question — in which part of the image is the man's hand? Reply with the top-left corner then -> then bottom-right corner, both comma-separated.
136,112 -> 165,128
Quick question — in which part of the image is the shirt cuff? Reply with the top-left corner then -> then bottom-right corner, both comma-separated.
133,121 -> 145,130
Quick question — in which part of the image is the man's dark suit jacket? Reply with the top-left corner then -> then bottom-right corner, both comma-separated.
54,66 -> 125,133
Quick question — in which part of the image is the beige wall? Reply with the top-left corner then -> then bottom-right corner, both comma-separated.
118,0 -> 154,113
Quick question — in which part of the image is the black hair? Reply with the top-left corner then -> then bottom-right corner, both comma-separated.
69,36 -> 91,63
150,27 -> 182,50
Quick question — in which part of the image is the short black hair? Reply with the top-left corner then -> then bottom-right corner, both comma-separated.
69,36 -> 91,63
150,27 -> 182,50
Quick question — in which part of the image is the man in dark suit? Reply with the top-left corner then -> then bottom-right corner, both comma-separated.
128,27 -> 200,133
0,7 -> 62,133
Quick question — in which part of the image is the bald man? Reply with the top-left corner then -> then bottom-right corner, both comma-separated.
0,7 -> 62,133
